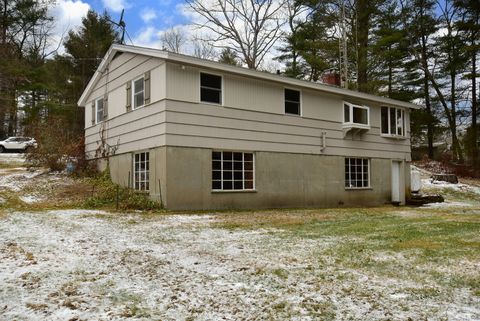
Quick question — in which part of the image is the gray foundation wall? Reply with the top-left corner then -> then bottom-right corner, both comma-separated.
106,146 -> 409,210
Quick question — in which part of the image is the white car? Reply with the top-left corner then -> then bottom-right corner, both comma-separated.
0,137 -> 38,153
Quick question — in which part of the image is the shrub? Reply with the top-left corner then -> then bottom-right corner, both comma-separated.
84,170 -> 161,211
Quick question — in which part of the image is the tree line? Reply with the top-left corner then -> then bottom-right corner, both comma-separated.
0,0 -> 478,170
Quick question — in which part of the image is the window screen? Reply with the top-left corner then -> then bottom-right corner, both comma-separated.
133,77 -> 145,109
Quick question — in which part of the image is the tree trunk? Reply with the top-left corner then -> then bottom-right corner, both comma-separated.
356,0 -> 370,93
471,42 -> 478,168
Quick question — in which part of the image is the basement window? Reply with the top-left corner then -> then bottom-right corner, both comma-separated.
344,102 -> 369,127
201,73 -> 222,104
284,89 -> 301,115
345,158 -> 370,188
134,152 -> 149,191
95,98 -> 104,124
381,106 -> 405,136
212,151 -> 254,191
132,77 -> 145,109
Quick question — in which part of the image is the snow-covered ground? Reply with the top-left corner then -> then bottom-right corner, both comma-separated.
0,153 -> 25,165
0,210 -> 479,321
0,162 -> 479,320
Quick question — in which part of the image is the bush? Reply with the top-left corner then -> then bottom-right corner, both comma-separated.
84,170 -> 161,211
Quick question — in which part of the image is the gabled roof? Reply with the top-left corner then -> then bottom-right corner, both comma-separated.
78,44 -> 421,110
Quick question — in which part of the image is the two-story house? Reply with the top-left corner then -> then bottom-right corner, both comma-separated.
78,44 -> 419,210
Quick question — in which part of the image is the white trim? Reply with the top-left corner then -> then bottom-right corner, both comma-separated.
199,71 -> 224,106
211,150 -> 255,192
381,106 -> 406,138
344,157 -> 371,189
284,87 -> 302,116
95,97 -> 104,124
133,151 -> 150,191
78,44 -> 420,110
132,76 -> 145,110
343,102 -> 370,129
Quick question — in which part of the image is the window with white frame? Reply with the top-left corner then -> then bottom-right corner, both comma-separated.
345,158 -> 370,188
284,89 -> 301,115
134,152 -> 149,191
212,151 -> 254,191
201,73 -> 222,104
95,98 -> 104,123
381,106 -> 405,136
344,102 -> 369,126
132,77 -> 145,109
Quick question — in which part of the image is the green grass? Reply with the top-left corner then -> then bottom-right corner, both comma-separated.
214,205 -> 480,298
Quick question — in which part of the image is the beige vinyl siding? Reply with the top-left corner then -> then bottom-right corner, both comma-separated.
166,63 -> 199,102
164,100 -> 411,161
84,53 -> 165,127
224,74 -> 283,113
85,101 -> 166,157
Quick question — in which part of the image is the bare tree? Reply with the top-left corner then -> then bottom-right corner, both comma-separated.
192,39 -> 217,60
188,0 -> 287,69
161,27 -> 186,53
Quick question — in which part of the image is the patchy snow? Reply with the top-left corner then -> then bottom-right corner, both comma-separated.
0,169 -> 44,192
0,210 -> 478,320
421,178 -> 480,195
18,195 -> 44,204
421,201 -> 473,208
0,153 -> 26,164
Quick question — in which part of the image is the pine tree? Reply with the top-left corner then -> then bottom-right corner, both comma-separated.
64,10 -> 119,97
455,0 -> 480,168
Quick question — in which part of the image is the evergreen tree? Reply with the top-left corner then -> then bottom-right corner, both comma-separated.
64,10 -> 119,97
455,0 -> 480,167
218,48 -> 239,66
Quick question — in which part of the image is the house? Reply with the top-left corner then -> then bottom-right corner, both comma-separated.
78,44 -> 419,210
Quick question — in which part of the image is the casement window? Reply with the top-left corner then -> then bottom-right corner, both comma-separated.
344,102 -> 369,127
132,77 -> 145,109
134,152 -> 149,191
95,98 -> 104,124
381,106 -> 405,136
345,158 -> 370,188
200,72 -> 222,104
212,151 -> 254,191
284,88 -> 301,115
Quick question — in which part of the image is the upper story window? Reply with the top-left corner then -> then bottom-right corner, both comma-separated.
201,72 -> 222,104
284,89 -> 301,115
381,106 -> 405,137
95,98 -> 104,123
344,102 -> 369,127
133,77 -> 145,109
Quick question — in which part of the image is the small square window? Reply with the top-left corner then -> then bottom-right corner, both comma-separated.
212,151 -> 255,191
345,158 -> 370,188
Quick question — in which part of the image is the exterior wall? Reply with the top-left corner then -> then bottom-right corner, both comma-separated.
163,62 -> 411,161
83,53 -> 416,210
162,146 -> 396,210
108,146 -> 167,204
